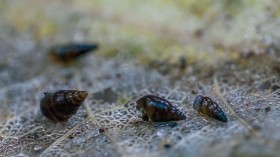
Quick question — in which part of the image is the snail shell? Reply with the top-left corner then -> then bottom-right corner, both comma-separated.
40,90 -> 88,122
48,43 -> 98,63
193,95 -> 228,122
136,95 -> 186,122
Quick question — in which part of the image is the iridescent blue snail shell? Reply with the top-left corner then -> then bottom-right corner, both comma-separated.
136,95 -> 186,122
193,95 -> 228,122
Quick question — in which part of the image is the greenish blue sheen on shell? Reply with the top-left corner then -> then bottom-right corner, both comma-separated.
49,43 -> 99,63
193,95 -> 228,122
136,95 -> 186,122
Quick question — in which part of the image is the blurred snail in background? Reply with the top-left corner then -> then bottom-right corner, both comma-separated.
48,43 -> 98,63
193,95 -> 228,122
40,90 -> 88,122
136,95 -> 186,122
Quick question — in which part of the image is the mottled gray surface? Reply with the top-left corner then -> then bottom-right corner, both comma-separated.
1,48 -> 280,157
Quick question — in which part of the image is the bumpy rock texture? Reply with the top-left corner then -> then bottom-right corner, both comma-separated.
0,0 -> 280,157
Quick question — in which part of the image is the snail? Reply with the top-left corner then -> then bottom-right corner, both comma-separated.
48,43 -> 98,63
193,95 -> 228,122
40,90 -> 88,122
136,95 -> 186,122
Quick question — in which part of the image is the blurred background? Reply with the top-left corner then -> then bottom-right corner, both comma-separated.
1,0 -> 279,86
1,0 -> 279,61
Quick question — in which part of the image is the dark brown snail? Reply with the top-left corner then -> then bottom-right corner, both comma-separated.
193,95 -> 228,122
136,95 -> 186,122
40,90 -> 88,122
48,43 -> 98,63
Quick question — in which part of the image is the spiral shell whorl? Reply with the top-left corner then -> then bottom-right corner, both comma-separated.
193,95 -> 228,122
136,95 -> 186,122
40,90 -> 88,122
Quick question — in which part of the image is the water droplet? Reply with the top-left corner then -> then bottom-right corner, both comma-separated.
16,153 -> 28,157
33,145 -> 42,151
156,128 -> 166,137
73,137 -> 84,145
